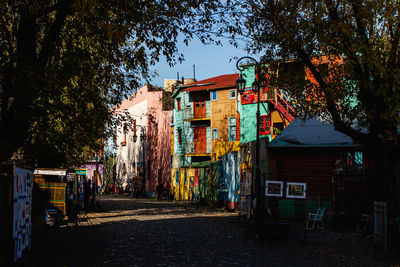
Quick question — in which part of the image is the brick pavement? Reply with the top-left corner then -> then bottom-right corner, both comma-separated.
27,195 -> 399,266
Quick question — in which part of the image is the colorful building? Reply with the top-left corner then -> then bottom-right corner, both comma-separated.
76,161 -> 104,189
171,74 -> 241,208
114,84 -> 172,197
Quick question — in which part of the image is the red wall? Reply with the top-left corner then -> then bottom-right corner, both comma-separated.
269,148 -> 373,201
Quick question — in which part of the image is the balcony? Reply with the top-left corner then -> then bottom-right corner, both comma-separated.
184,142 -> 209,156
184,107 -> 211,121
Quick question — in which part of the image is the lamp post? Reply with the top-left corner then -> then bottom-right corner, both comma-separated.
133,125 -> 146,197
236,56 -> 266,229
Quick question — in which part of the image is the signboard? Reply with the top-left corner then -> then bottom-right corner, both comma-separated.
75,169 -> 86,176
34,169 -> 66,176
240,87 -> 273,105
286,182 -> 307,199
265,181 -> 283,197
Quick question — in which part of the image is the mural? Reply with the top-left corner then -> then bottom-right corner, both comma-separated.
13,168 -> 33,262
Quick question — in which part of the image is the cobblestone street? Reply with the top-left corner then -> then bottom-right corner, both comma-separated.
29,195 -> 399,266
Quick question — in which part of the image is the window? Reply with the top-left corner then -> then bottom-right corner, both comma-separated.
228,117 -> 236,141
178,128 -> 182,144
211,91 -> 217,101
177,98 -> 181,110
259,115 -> 271,135
229,89 -> 236,99
133,119 -> 136,135
212,128 -> 218,140
122,163 -> 126,175
121,124 -> 127,145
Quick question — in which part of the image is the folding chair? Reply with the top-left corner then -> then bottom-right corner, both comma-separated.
306,207 -> 325,230
356,213 -> 371,235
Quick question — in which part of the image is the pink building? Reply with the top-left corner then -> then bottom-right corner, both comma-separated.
114,84 -> 172,197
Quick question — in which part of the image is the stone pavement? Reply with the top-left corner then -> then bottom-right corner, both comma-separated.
27,195 -> 399,266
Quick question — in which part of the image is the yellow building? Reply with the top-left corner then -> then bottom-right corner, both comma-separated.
210,83 -> 241,161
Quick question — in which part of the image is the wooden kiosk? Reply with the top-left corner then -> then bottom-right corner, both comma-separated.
33,168 -> 67,214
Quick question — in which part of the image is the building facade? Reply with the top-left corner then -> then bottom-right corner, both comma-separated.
171,74 -> 241,207
114,84 -> 172,197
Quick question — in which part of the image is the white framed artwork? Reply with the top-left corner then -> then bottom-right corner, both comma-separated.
286,182 -> 307,199
265,181 -> 284,197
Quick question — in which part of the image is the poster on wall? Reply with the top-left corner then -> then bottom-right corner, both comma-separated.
286,182 -> 307,199
265,181 -> 283,197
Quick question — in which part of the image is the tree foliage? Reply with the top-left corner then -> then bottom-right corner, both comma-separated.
0,0 -> 221,167
224,0 -> 400,146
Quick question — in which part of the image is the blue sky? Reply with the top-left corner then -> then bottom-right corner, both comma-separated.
150,37 -> 248,87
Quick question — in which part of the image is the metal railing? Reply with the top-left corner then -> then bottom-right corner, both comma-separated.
184,107 -> 211,120
184,142 -> 208,154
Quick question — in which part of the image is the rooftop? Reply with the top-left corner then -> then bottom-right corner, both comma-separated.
181,73 -> 239,92
269,117 -> 355,148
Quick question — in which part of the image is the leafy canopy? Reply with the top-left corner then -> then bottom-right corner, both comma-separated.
0,0 -> 221,166
223,0 -> 400,145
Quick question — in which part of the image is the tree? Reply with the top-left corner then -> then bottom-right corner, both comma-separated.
223,0 -> 400,200
102,152 -> 116,192
0,0 -> 221,167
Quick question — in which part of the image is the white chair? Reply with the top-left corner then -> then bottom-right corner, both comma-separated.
306,207 -> 325,230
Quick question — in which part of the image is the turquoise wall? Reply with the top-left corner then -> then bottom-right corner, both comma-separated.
174,91 -> 193,167
242,65 -> 256,88
239,66 -> 271,144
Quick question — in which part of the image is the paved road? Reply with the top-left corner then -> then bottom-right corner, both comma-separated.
29,195 -> 399,266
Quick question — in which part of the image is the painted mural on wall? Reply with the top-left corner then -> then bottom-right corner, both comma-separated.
79,163 -> 104,188
13,168 -> 33,262
220,152 -> 240,209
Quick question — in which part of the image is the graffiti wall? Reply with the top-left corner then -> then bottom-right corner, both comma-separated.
13,168 -> 33,262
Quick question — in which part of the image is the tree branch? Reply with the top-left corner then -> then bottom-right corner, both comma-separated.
350,0 -> 372,78
38,0 -> 75,69
296,47 -> 370,144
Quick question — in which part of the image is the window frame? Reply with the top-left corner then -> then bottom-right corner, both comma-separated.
212,128 -> 218,140
178,128 -> 182,144
229,89 -> 237,100
211,91 -> 217,101
121,124 -> 127,146
228,117 -> 236,141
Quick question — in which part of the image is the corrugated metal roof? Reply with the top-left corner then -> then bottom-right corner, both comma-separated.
269,117 -> 355,148
181,74 -> 239,92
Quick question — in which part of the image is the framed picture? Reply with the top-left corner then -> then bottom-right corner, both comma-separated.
265,181 -> 284,197
286,182 -> 307,199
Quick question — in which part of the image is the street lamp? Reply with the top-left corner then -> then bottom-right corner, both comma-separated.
236,56 -> 266,229
133,125 -> 146,197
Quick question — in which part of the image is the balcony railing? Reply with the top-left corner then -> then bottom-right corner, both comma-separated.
184,107 -> 211,120
184,142 -> 208,154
